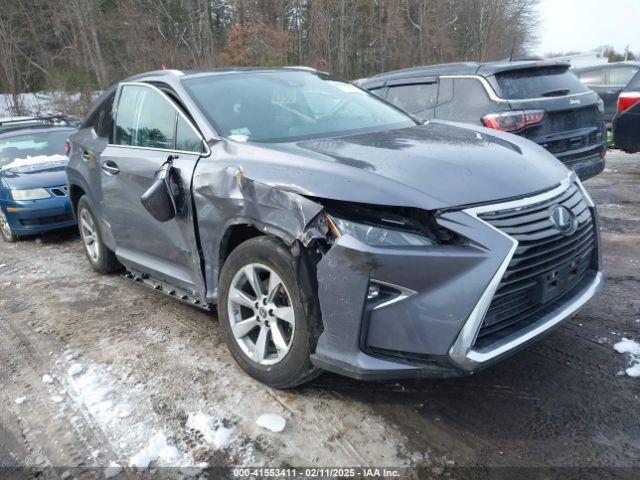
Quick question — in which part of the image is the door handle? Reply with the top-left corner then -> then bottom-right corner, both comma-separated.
82,149 -> 91,162
100,160 -> 120,175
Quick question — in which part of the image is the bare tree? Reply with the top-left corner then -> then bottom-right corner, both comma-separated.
0,0 -> 541,116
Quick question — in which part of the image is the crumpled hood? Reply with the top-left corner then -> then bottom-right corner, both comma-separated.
0,159 -> 68,189
226,121 -> 569,210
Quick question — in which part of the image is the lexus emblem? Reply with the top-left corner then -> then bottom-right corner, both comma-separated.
549,205 -> 575,234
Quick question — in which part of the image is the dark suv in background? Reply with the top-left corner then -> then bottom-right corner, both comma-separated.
357,61 -> 606,180
574,61 -> 640,125
613,69 -> 640,153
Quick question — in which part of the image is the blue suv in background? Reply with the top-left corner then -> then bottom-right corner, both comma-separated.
0,116 -> 77,242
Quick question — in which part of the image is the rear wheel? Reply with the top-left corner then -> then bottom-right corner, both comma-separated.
77,195 -> 120,273
0,210 -> 17,242
218,236 -> 321,388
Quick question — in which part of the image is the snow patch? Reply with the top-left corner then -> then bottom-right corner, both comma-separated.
256,413 -> 286,433
14,396 -> 26,405
614,338 -> 640,377
68,363 -> 85,377
114,404 -> 132,419
1,154 -> 67,171
186,412 -> 233,449
128,432 -> 194,470
51,395 -> 64,403
42,374 -> 54,384
104,462 -> 122,478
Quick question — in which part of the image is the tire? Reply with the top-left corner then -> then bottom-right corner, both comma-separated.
218,236 -> 321,388
0,210 -> 17,242
77,195 -> 120,274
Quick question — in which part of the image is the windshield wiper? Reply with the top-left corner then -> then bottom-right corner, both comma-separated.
540,88 -> 570,97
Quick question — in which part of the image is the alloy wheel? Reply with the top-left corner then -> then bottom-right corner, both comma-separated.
79,208 -> 100,263
0,210 -> 12,240
227,262 -> 295,365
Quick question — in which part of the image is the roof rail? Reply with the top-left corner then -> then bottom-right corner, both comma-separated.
284,66 -> 318,72
0,114 -> 79,127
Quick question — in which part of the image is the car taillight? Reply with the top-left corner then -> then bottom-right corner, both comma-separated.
617,92 -> 640,113
482,110 -> 545,132
64,140 -> 71,156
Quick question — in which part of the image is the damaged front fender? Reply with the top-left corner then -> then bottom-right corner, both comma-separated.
193,164 -> 324,301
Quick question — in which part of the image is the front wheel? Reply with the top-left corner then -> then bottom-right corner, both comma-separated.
218,236 -> 321,388
0,210 -> 17,242
77,195 -> 120,273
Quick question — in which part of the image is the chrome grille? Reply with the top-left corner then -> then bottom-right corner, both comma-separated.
476,183 -> 596,346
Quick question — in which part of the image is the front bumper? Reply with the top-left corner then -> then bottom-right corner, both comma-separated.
0,194 -> 75,235
311,174 -> 604,380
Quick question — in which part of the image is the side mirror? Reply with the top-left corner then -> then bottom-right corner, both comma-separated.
140,160 -> 177,222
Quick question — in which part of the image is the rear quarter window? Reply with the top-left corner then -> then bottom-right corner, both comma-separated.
494,66 -> 591,99
578,69 -> 604,85
609,66 -> 639,86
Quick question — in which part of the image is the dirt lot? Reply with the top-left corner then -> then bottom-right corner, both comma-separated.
1,150 -> 639,477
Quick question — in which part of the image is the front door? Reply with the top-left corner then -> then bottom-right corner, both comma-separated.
100,83 -> 208,296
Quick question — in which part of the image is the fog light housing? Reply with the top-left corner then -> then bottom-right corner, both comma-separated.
366,280 -> 416,310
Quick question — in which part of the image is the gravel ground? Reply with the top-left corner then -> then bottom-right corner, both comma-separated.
0,150 -> 638,478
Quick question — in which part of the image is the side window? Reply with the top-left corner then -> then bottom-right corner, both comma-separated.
369,87 -> 387,99
96,91 -> 116,140
436,78 -> 490,123
453,78 -> 489,108
437,78 -> 454,105
579,69 -> 604,85
175,115 -> 203,152
114,85 -> 175,149
81,105 -> 102,131
609,67 -> 639,86
386,83 -> 438,113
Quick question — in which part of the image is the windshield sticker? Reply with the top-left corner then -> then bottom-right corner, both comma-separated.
229,127 -> 251,141
272,88 -> 297,105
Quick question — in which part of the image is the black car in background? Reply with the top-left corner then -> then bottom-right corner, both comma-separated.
574,62 -> 640,125
357,61 -> 606,180
613,69 -> 640,153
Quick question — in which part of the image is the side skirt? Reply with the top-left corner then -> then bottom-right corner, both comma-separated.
122,270 -> 214,312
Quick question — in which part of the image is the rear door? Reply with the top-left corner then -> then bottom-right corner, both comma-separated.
99,82 -> 208,296
489,65 -> 606,164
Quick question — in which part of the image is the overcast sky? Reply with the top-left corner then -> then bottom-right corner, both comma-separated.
535,0 -> 640,55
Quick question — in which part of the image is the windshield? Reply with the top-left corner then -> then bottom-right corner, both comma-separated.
494,66 -> 591,100
183,71 -> 416,142
0,130 -> 71,168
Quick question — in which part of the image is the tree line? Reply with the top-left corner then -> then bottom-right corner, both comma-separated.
0,0 -> 539,114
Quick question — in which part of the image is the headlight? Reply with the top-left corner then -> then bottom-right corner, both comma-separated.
326,214 -> 435,247
11,188 -> 51,201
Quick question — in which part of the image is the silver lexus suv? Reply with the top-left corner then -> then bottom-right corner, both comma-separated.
66,68 -> 603,387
